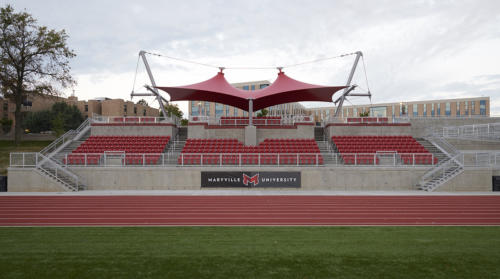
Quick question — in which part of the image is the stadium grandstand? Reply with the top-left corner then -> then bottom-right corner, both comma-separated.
6,51 -> 500,193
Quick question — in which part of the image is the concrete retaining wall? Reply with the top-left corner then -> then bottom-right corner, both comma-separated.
410,118 -> 500,138
8,166 -> 495,192
325,124 -> 411,138
436,168 -> 493,192
188,124 -> 314,143
446,139 -> 500,151
8,169 -> 67,192
91,124 -> 177,137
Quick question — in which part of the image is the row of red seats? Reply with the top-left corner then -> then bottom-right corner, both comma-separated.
332,135 -> 436,165
220,116 -> 282,119
67,136 -> 170,165
180,138 -> 322,165
333,135 -> 413,139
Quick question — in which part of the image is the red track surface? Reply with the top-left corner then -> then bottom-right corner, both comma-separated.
1,195 -> 500,226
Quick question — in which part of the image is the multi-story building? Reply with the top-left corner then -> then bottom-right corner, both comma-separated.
308,96 -> 490,122
187,80 -> 490,122
67,96 -> 159,119
0,94 -> 160,133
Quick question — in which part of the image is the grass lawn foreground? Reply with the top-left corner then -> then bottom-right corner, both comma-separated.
0,226 -> 499,278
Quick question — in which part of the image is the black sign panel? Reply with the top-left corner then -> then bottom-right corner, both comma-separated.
493,176 -> 500,192
201,172 -> 301,188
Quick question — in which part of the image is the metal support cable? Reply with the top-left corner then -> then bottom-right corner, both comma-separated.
141,50 -> 358,71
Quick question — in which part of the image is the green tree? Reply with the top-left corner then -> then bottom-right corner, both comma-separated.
0,117 -> 12,134
359,111 -> 370,117
22,110 -> 52,133
161,103 -> 183,118
256,108 -> 269,117
51,113 -> 65,137
0,5 -> 75,144
51,102 -> 83,131
136,99 -> 148,106
22,102 -> 83,134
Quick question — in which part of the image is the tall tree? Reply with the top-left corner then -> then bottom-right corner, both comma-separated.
136,99 -> 148,106
0,5 -> 75,143
161,103 -> 183,118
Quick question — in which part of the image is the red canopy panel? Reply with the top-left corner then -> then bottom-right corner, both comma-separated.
156,71 -> 346,111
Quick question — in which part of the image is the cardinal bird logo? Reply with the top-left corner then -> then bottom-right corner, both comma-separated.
242,173 -> 259,186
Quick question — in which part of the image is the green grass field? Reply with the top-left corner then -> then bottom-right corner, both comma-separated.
0,140 -> 50,175
1,227 -> 499,278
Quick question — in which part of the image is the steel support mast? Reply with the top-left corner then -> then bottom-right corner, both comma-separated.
131,50 -> 168,118
334,51 -> 371,118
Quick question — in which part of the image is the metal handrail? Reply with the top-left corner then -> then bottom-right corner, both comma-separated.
92,114 -> 178,124
420,153 -> 463,182
39,118 -> 91,155
189,115 -> 314,126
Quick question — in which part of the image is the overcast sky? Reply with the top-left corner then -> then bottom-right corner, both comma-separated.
3,0 -> 500,116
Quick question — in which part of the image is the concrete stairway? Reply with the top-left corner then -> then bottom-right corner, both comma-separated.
415,137 -> 449,164
314,127 -> 325,141
417,153 -> 464,191
164,128 -> 187,165
316,139 -> 341,165
53,129 -> 91,163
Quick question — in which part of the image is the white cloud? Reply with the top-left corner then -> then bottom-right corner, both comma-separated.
2,0 -> 499,116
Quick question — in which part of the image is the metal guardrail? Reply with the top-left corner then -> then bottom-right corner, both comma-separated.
189,115 -> 313,126
40,118 -> 90,156
420,153 -> 463,183
92,115 -> 179,125
11,151 -> 500,169
438,122 -> 500,140
10,152 -> 81,191
323,116 -> 411,124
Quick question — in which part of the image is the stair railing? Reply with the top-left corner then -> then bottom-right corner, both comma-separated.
36,153 -> 82,191
419,153 -> 463,188
40,118 -> 91,156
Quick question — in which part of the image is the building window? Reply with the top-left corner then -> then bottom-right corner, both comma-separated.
400,104 -> 407,116
465,102 -> 469,115
423,104 -> 427,116
471,101 -> 476,114
456,102 -> 460,116
124,104 -> 127,113
243,85 -> 249,91
191,102 -> 199,116
84,104 -> 88,112
413,104 -> 418,117
431,104 -> 435,116
437,103 -> 441,116
143,109 -> 146,116
204,102 -> 210,116
225,105 -> 229,116
260,84 -> 269,89
370,106 -> 387,117
215,103 -> 223,117
392,105 -> 395,117
445,102 -> 450,116
480,100 -> 486,115
134,106 -> 137,114
243,111 -> 248,117
234,108 -> 238,117
353,108 -> 358,117
251,85 -> 255,90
